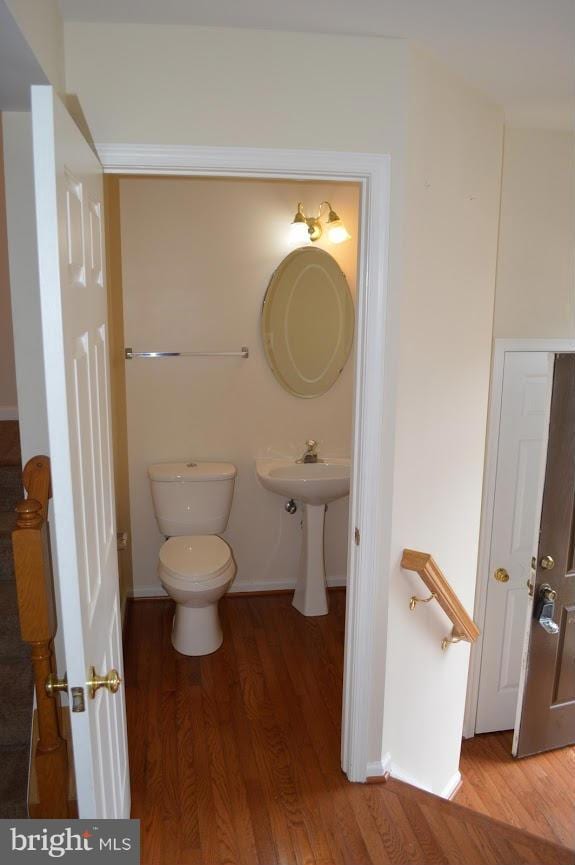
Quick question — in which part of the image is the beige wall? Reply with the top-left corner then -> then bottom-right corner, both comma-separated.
64,23 -> 407,151
64,20 -> 408,773
64,23 -> 408,379
65,23 -> 504,791
381,48 -> 504,794
5,0 -> 64,92
0,116 -> 18,418
494,128 -> 575,338
120,177 -> 358,593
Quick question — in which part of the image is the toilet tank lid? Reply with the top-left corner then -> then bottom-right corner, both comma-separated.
148,462 -> 237,482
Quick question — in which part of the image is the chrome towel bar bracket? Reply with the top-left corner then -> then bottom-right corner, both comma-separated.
125,347 -> 249,360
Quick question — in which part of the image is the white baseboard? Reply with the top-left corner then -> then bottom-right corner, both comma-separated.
229,574 -> 347,593
366,752 -> 392,779
128,585 -> 168,598
0,405 -> 18,421
439,770 -> 462,800
389,763 -> 433,793
390,763 -> 461,800
129,574 -> 347,599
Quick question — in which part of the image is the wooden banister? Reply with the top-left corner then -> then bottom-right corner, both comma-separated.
401,549 -> 480,650
22,454 -> 51,521
12,455 -> 70,817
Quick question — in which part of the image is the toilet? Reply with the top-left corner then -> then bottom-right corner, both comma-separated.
148,461 -> 237,656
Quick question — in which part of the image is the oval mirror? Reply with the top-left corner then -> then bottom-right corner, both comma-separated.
261,247 -> 355,398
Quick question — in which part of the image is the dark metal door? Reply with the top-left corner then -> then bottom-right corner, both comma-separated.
515,354 -> 575,757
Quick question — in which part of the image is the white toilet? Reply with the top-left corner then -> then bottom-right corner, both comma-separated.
148,461 -> 237,656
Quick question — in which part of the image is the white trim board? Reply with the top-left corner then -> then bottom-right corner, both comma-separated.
98,142 -> 393,783
0,406 -> 19,421
366,753 -> 392,779
389,764 -> 461,800
129,575 -> 348,599
463,338 -> 575,739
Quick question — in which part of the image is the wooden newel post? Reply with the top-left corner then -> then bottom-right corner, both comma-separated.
12,460 -> 70,818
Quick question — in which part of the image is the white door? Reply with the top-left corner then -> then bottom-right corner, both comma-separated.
476,351 -> 552,733
31,85 -> 130,817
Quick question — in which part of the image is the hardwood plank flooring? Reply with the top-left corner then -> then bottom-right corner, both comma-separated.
124,593 -> 574,865
457,730 -> 575,849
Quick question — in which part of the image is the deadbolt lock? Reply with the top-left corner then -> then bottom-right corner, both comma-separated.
540,583 -> 557,602
87,666 -> 122,699
494,567 -> 509,583
540,555 -> 555,570
535,583 -> 559,635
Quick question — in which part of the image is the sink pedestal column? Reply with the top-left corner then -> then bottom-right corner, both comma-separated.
292,503 -> 329,616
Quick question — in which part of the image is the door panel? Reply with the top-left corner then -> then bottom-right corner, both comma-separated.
476,352 -> 551,733
514,353 -> 575,756
554,605 -> 575,704
31,85 -> 129,816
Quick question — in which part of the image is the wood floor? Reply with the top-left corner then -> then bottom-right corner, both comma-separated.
124,592 -> 574,865
457,730 -> 575,849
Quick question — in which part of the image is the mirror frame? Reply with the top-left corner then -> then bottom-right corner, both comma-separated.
261,246 -> 355,399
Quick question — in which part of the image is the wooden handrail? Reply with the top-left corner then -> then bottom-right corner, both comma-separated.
12,455 -> 70,817
401,549 -> 480,650
22,454 -> 51,521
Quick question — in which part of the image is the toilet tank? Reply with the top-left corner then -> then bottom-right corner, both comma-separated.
148,462 -> 236,536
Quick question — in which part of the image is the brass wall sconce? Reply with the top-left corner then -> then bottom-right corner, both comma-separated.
291,201 -> 351,244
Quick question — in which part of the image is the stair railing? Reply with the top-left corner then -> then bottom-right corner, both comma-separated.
401,549 -> 480,650
12,455 -> 70,817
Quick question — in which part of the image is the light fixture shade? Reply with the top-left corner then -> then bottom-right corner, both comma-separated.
326,207 -> 351,244
327,223 -> 351,244
290,220 -> 310,242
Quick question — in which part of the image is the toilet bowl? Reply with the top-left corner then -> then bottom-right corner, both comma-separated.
148,461 -> 237,656
159,535 -> 236,655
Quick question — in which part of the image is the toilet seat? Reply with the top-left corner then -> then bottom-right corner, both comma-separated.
159,535 -> 233,589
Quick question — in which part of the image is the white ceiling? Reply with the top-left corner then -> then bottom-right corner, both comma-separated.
58,0 -> 575,129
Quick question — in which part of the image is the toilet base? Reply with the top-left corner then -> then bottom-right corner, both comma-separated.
171,601 -> 223,656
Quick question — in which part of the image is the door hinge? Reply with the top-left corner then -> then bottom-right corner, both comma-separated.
117,531 -> 128,551
354,527 -> 360,546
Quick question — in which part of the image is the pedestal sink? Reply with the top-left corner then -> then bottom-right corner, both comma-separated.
256,458 -> 351,616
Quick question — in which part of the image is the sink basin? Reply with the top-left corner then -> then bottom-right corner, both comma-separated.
255,458 -> 350,505
256,457 -> 351,617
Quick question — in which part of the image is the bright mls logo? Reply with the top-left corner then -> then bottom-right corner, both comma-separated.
1,820 -> 140,863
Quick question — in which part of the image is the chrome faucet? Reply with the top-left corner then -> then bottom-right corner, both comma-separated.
296,440 -> 321,464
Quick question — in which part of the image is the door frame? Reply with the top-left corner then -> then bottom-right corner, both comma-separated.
97,143 -> 393,782
464,337 -> 575,739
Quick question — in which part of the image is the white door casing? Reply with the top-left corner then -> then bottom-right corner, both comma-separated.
31,86 -> 129,817
96,143 -> 392,782
475,351 -> 551,733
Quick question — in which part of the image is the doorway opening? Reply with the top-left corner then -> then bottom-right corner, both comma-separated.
110,173 -> 362,816
100,142 -> 393,792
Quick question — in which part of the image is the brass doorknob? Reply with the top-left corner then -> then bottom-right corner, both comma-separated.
540,555 -> 555,571
494,567 -> 509,583
45,673 -> 68,697
87,666 -> 122,699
